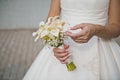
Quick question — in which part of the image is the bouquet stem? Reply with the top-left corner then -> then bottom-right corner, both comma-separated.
66,61 -> 76,71
58,45 -> 76,71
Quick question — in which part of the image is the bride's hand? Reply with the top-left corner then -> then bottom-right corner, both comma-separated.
65,23 -> 97,43
53,45 -> 70,64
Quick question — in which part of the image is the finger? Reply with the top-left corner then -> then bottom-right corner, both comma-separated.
59,54 -> 70,62
74,39 -> 88,43
76,36 -> 89,40
55,52 -> 69,58
70,23 -> 86,30
79,29 -> 88,35
63,44 -> 69,49
61,61 -> 68,64
66,30 -> 87,39
65,31 -> 81,38
53,48 -> 66,53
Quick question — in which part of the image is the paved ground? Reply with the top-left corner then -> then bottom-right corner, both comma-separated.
0,29 -> 43,80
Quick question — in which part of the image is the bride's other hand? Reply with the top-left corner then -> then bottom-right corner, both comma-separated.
65,23 -> 97,43
53,45 -> 70,64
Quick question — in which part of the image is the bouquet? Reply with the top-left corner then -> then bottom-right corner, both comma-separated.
32,16 -> 76,71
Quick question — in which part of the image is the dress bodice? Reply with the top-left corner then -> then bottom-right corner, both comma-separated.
60,0 -> 110,26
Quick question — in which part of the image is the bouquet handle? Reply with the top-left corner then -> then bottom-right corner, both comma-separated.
58,45 -> 76,71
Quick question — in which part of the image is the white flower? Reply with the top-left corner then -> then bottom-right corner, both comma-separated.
39,21 -> 45,27
45,25 -> 50,30
48,34 -> 55,39
50,29 -> 59,37
32,32 -> 37,37
40,30 -> 49,38
38,28 -> 44,34
57,25 -> 63,31
46,17 -> 53,25
34,36 -> 39,42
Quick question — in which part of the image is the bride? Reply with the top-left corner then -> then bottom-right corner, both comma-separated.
23,0 -> 120,80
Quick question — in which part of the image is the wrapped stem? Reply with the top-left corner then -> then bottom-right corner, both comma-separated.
66,61 -> 76,71
58,45 -> 76,71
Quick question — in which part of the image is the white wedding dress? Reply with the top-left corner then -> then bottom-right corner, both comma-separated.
23,0 -> 120,80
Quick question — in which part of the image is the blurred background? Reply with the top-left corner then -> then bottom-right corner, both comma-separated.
0,0 -> 50,80
0,0 -> 51,29
0,0 -> 120,80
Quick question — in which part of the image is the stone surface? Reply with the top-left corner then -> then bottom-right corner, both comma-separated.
0,29 -> 43,80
